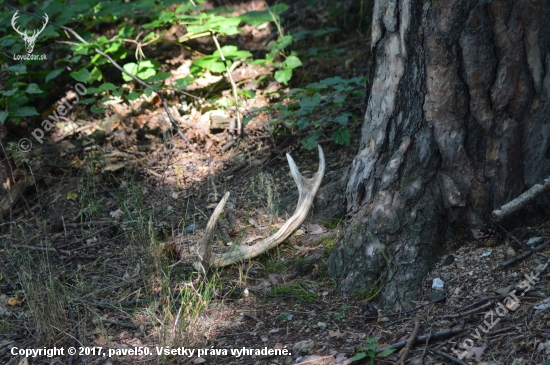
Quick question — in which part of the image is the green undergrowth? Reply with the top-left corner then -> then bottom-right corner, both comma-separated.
268,282 -> 317,303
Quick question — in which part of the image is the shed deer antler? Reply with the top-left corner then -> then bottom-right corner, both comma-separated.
195,145 -> 325,270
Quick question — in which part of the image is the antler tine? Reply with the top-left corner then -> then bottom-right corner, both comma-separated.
194,145 -> 325,269
40,13 -> 49,32
11,11 -> 25,36
196,191 -> 230,267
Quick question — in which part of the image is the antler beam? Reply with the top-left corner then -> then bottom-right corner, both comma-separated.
195,145 -> 325,269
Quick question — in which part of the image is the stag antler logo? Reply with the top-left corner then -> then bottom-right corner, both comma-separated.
11,11 -> 49,54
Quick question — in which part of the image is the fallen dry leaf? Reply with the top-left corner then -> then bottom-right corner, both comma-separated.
7,297 -> 22,306
328,330 -> 347,338
307,224 -> 326,235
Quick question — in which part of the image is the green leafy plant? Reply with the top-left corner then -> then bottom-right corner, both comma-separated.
191,45 -> 252,74
336,303 -> 352,321
351,337 -> 396,364
260,76 -> 366,149
0,1 -> 296,125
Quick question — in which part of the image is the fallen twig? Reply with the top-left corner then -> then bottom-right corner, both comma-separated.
420,327 -> 432,365
68,307 -> 77,365
241,312 -> 262,323
376,327 -> 464,354
10,244 -> 96,259
211,32 -> 243,138
442,299 -> 499,319
492,176 -> 550,221
500,240 -> 550,268
397,319 -> 420,365
430,349 -> 468,365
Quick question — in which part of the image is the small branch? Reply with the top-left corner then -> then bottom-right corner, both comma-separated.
420,327 -> 432,365
241,312 -> 261,322
500,240 -> 550,268
442,300 -> 497,319
430,349 -> 468,365
490,217 -> 534,252
492,176 -> 550,221
10,244 -> 96,259
210,32 -> 243,138
376,327 -> 464,354
397,319 -> 420,365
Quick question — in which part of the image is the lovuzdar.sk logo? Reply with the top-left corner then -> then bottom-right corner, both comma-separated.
11,10 -> 49,60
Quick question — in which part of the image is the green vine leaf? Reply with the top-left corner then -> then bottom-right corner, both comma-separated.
70,68 -> 90,83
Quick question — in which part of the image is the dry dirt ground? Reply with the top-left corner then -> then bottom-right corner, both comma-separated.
2,1 -> 550,365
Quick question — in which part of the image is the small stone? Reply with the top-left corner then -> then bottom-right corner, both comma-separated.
441,255 -> 455,266
185,225 -> 197,233
428,290 -> 446,302
317,322 -> 327,330
526,237 -> 543,246
432,278 -> 444,289
292,339 -> 315,355
495,286 -> 513,296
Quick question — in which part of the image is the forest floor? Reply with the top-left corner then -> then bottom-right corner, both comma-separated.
1,1 -> 550,365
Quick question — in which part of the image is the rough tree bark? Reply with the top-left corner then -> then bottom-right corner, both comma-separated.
327,0 -> 550,309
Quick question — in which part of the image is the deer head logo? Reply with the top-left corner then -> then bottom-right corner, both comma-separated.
11,11 -> 49,54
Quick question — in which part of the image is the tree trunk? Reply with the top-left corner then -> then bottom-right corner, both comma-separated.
327,0 -> 550,309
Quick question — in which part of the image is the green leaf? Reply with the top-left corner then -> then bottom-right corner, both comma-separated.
239,4 -> 289,25
77,97 -> 96,104
104,40 -> 122,53
333,94 -> 347,104
193,56 -> 227,73
274,68 -> 292,85
67,191 -> 78,200
305,82 -> 328,91
174,76 -> 194,90
242,114 -> 255,126
126,92 -> 141,101
320,76 -> 344,86
122,62 -> 139,82
90,106 -> 106,113
1,89 -> 18,97
98,83 -> 117,92
283,55 -> 302,69
349,353 -> 367,362
297,117 -> 309,129
333,127 -> 350,146
45,68 -> 64,83
0,111 -> 8,124
334,113 -> 351,125
137,60 -> 156,70
70,69 -> 90,83
72,43 -> 90,55
11,106 -> 39,117
378,349 -> 396,356
214,45 -> 252,59
240,89 -> 256,99
300,93 -> 322,109
267,35 -> 293,53
86,87 -> 100,94
25,84 -> 43,94
302,132 -> 320,150
8,64 -> 26,74
146,72 -> 171,82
